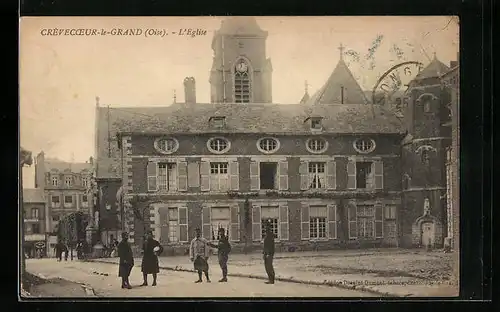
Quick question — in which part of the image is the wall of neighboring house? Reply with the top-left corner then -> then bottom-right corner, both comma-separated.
97,179 -> 122,245
123,132 -> 403,252
24,202 -> 46,234
46,190 -> 90,232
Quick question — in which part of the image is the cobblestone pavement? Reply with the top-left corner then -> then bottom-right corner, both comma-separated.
26,259 -> 373,297
94,248 -> 459,297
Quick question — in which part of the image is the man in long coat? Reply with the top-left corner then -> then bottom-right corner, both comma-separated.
207,227 -> 231,282
263,222 -> 276,284
190,228 -> 211,283
117,232 -> 133,289
140,231 -> 163,286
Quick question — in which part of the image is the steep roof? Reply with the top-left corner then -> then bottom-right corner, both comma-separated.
414,55 -> 450,80
23,188 -> 45,203
307,59 -> 369,105
45,160 -> 91,173
108,103 -> 404,135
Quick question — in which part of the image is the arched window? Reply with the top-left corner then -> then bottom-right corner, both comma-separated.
234,59 -> 251,103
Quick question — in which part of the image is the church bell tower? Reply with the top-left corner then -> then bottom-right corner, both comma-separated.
209,17 -> 273,104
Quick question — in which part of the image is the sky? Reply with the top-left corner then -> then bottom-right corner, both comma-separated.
19,16 -> 459,188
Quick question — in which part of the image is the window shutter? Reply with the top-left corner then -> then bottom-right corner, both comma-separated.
278,160 -> 289,191
328,204 -> 337,239
179,205 -> 188,242
301,202 -> 310,240
348,201 -> 357,239
147,161 -> 158,192
230,203 -> 240,241
299,161 -> 309,190
200,161 -> 210,191
229,161 -> 240,191
347,159 -> 356,189
251,204 -> 261,241
326,160 -> 337,190
374,160 -> 384,190
160,206 -> 169,244
177,161 -> 188,191
202,205 -> 211,240
375,202 -> 383,238
279,204 -> 289,241
250,161 -> 260,191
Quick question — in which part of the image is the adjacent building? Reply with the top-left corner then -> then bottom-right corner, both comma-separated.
94,17 -> 458,254
34,152 -> 93,251
22,188 -> 47,258
441,58 -> 459,251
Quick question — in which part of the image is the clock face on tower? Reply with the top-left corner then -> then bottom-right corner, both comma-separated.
236,61 -> 248,73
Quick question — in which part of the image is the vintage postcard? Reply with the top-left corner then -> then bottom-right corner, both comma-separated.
19,16 -> 460,298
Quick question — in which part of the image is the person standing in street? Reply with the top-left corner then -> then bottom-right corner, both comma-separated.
54,241 -> 64,262
117,232 -> 133,289
140,231 -> 163,286
63,243 -> 69,261
189,228 -> 211,283
263,221 -> 275,284
207,228 -> 231,282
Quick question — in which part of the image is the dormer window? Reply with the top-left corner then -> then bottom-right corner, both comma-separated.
306,117 -> 323,131
210,116 -> 226,129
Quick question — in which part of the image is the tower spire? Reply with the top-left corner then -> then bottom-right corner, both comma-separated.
338,43 -> 345,60
304,80 -> 309,94
173,89 -> 177,104
95,96 -> 100,107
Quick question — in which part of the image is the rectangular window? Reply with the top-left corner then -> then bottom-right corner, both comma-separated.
261,206 -> 279,239
210,117 -> 226,128
308,162 -> 326,189
82,195 -> 88,202
32,224 -> 40,234
311,118 -> 322,130
31,208 -> 39,219
384,204 -> 396,219
356,162 -> 373,189
210,207 -> 230,241
309,205 -> 327,239
158,163 -> 177,191
83,178 -> 88,188
52,215 -> 59,222
65,176 -> 72,187
357,204 -> 375,238
259,162 -> 278,190
51,195 -> 60,207
51,176 -> 59,186
64,195 -> 73,205
168,208 -> 179,243
209,162 -> 229,192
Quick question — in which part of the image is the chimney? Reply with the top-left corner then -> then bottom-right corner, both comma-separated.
183,77 -> 196,104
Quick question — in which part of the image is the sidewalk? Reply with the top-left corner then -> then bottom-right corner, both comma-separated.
91,248 -> 459,297
21,272 -> 92,298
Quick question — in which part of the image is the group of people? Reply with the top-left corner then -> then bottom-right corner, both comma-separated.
117,222 -> 276,289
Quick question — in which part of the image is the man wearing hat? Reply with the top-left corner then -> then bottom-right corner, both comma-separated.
263,220 -> 276,284
140,230 -> 163,286
207,227 -> 232,282
117,232 -> 133,289
189,228 -> 211,283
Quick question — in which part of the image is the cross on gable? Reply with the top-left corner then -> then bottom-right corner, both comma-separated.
338,43 -> 345,59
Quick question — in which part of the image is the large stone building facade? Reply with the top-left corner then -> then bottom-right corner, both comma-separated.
34,152 -> 93,249
93,17 -> 458,254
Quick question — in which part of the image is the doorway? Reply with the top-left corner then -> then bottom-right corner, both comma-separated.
421,222 -> 435,247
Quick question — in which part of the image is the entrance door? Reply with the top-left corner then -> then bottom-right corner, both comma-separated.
421,222 -> 435,247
